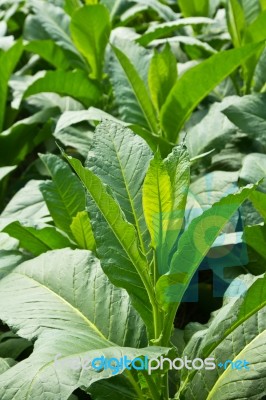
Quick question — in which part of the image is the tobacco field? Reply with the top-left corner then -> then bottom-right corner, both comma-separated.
0,0 -> 266,399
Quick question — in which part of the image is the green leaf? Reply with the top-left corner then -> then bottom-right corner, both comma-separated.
148,44 -> 177,112
137,17 -> 213,46
178,0 -> 209,17
0,249 -> 166,399
24,40 -> 71,69
242,10 -> 266,90
0,108 -> 59,167
250,190 -> 266,220
244,223 -> 266,260
0,180 -> 50,227
0,250 -> 28,280
86,121 -> 152,254
241,0 -> 261,24
143,153 -> 172,274
179,274 -> 266,399
0,332 -> 31,359
112,45 -> 159,134
239,153 -> 266,191
0,39 -> 23,131
23,70 -> 101,108
156,184 -> 257,309
65,153 -> 155,336
0,166 -> 16,182
3,221 -> 72,256
0,358 -> 16,375
160,42 -> 265,142
39,154 -> 86,238
70,4 -> 111,79
70,211 -> 96,250
25,0 -> 85,69
226,0 -> 246,48
55,108 -> 123,133
143,147 -> 190,276
223,93 -> 266,149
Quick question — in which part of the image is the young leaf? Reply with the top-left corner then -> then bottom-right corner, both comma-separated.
160,41 -> 265,142
70,211 -> 96,250
148,44 -> 177,112
156,184 -> 257,309
39,154 -> 86,237
226,0 -> 246,48
70,4 -> 111,79
24,40 -> 71,70
23,70 -> 101,107
143,153 -> 173,275
112,45 -> 159,134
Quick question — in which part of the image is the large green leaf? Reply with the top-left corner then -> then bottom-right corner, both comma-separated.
3,221 -> 72,256
148,44 -> 177,112
24,40 -> 71,69
0,39 -> 23,131
223,93 -> 266,149
86,121 -> 152,255
239,153 -> 266,191
0,249 -> 166,399
160,42 -> 265,142
23,70 -> 101,108
0,180 -> 50,228
112,45 -> 159,134
156,184 -> 257,309
24,0 -> 85,69
107,38 -> 151,129
179,274 -> 266,400
65,153 -> 155,335
70,4 -> 111,79
39,154 -> 86,237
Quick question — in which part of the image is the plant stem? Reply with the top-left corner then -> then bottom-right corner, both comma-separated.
125,370 -> 146,400
141,371 -> 161,400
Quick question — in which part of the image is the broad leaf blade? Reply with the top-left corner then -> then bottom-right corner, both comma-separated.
0,249 -> 164,399
39,154 -> 86,237
70,4 -> 111,79
0,40 -> 23,131
148,44 -> 177,112
86,121 -> 152,255
3,221 -> 72,256
112,45 -> 159,134
23,70 -> 101,107
160,42 -> 265,142
65,154 -> 154,335
156,185 -> 257,309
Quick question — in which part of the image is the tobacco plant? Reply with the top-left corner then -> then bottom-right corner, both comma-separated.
0,121 -> 265,399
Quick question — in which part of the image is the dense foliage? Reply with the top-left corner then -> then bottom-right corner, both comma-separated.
0,0 -> 266,399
